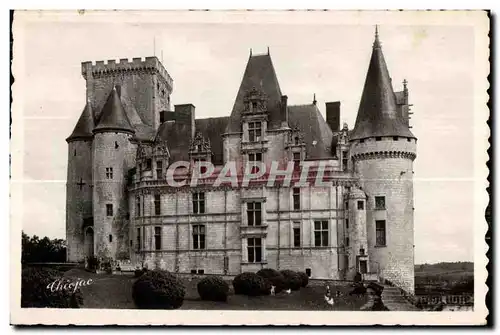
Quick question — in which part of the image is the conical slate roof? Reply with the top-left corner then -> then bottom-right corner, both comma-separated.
93,86 -> 134,134
66,100 -> 94,142
350,28 -> 415,141
225,52 -> 284,133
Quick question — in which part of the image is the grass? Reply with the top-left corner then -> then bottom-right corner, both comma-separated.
64,268 -> 368,310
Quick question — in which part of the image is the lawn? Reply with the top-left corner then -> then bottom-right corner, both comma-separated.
64,268 -> 368,310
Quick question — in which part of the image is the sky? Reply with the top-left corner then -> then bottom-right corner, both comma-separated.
13,11 -> 479,264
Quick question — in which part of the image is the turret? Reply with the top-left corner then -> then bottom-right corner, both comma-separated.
92,86 -> 135,260
346,187 -> 369,279
349,27 -> 417,293
65,100 -> 94,262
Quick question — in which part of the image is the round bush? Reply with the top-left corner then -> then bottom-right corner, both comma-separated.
132,269 -> 185,309
256,268 -> 286,293
297,271 -> 309,288
233,272 -> 271,296
21,266 -> 83,308
280,270 -> 302,291
197,276 -> 230,302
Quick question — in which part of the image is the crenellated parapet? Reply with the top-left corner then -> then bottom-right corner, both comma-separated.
81,56 -> 173,92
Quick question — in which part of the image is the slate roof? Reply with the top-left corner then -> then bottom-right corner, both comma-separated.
225,53 -> 284,133
155,121 -> 191,162
195,117 -> 229,165
66,100 -> 94,142
350,31 -> 415,141
93,87 -> 135,134
288,104 -> 335,160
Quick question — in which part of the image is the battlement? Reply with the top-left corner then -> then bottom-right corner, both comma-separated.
81,56 -> 173,91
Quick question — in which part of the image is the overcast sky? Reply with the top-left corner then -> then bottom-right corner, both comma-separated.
14,11 -> 479,264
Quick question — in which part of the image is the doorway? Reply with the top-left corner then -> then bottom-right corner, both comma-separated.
359,260 -> 367,274
84,227 -> 94,258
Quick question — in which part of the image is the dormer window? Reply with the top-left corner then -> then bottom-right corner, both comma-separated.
248,121 -> 262,142
252,101 -> 258,111
294,136 -> 300,145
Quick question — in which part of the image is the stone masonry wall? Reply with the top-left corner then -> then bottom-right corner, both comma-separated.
66,140 -> 93,262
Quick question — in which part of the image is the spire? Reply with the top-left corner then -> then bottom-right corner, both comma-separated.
350,28 -> 415,141
373,25 -> 381,49
66,99 -> 94,142
313,93 -> 317,105
93,86 -> 134,135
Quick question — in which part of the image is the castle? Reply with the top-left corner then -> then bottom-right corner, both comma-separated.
65,29 -> 417,293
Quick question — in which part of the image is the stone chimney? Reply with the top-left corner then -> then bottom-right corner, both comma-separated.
280,95 -> 288,127
174,104 -> 196,139
326,101 -> 341,133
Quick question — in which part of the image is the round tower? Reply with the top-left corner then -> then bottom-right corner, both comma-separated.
92,86 -> 135,260
349,27 -> 417,293
65,101 -> 94,262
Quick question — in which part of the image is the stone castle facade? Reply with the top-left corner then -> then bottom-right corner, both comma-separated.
65,30 -> 417,293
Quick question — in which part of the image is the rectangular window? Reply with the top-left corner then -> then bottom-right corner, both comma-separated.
376,220 -> 387,246
342,151 -> 348,171
314,220 -> 329,247
393,136 -> 399,141
360,139 -> 365,143
106,204 -> 113,217
197,269 -> 205,275
192,192 -> 205,214
248,153 -> 263,174
247,202 -> 262,226
345,218 -> 349,229
154,194 -> 161,215
248,121 -> 262,142
194,158 -> 207,174
357,200 -> 364,210
105,167 -> 113,179
191,269 -> 197,274
136,196 -> 141,217
145,159 -> 152,171
136,228 -> 141,251
154,227 -> 162,250
247,237 -> 262,263
109,234 -> 112,242
293,187 -> 300,210
293,222 -> 301,247
375,196 -> 386,210
193,224 -> 206,250
293,152 -> 301,169
156,160 -> 163,179
345,237 -> 349,247
376,137 -> 382,141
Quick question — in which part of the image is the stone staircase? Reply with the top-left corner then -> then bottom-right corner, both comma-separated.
381,286 -> 421,311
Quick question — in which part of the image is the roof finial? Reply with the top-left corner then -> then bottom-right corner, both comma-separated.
267,46 -> 270,55
373,25 -> 381,49
403,78 -> 408,89
250,48 -> 253,57
313,93 -> 317,105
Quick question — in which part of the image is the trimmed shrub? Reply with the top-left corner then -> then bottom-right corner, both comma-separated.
132,270 -> 185,309
256,268 -> 286,293
197,276 -> 230,302
134,267 -> 148,278
280,270 -> 302,291
233,272 -> 271,296
297,271 -> 309,288
86,256 -> 100,271
21,266 -> 83,308
353,272 -> 362,283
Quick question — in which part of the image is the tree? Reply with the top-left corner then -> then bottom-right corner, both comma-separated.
21,231 -> 67,263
